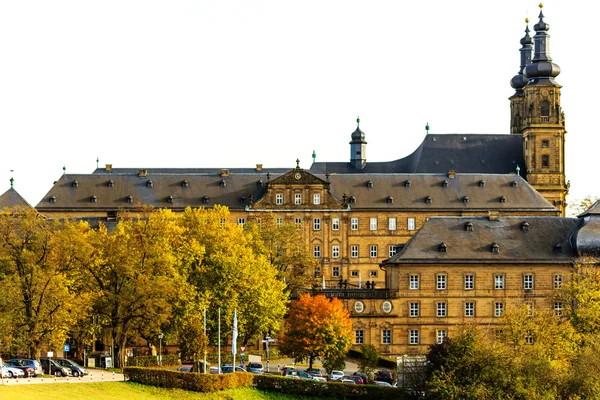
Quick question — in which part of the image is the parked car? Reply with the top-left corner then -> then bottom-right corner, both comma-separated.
281,365 -> 295,375
374,380 -> 393,387
312,376 -> 327,382
344,375 -> 364,384
329,370 -> 345,381
40,358 -> 71,377
178,365 -> 193,372
53,358 -> 88,377
353,371 -> 369,383
247,362 -> 264,374
283,370 -> 313,380
7,359 -> 43,377
374,370 -> 394,384
305,367 -> 323,377
221,365 -> 246,373
341,378 -> 357,384
2,362 -> 25,378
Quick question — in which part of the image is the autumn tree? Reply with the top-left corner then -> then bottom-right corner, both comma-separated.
0,207 -> 94,358
357,344 -> 379,376
567,195 -> 599,217
279,293 -> 353,369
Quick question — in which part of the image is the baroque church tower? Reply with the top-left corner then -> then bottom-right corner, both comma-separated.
510,4 -> 568,216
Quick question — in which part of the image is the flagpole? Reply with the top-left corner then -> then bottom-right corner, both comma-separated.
232,310 -> 238,372
218,308 -> 221,374
203,307 -> 207,374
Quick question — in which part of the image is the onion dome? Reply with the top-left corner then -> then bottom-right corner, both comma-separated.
524,4 -> 561,85
574,200 -> 600,256
350,116 -> 366,144
510,20 -> 533,94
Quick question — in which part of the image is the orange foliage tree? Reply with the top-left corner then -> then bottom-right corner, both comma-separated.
279,293 -> 353,370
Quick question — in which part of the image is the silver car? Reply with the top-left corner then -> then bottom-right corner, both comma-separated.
2,363 -> 25,378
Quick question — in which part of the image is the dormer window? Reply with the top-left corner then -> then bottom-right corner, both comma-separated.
425,196 -> 433,204
240,196 -> 246,204
147,180 -> 154,188
491,243 -> 500,253
553,243 -> 563,253
72,180 -> 79,188
126,195 -> 133,203
511,181 -> 518,187
441,180 -> 449,188
182,180 -> 189,187
465,222 -> 474,232
349,196 -> 356,204
479,180 -> 486,187
462,196 -> 469,204
387,196 -> 393,204
49,196 -> 56,204
167,196 -> 173,203
220,179 -> 226,187
439,243 -> 448,253
257,180 -> 263,187
404,180 -> 411,187
90,195 -> 97,203
500,196 -> 507,203
367,180 -> 373,188
107,180 -> 114,187
202,196 -> 209,203
521,221 -> 530,231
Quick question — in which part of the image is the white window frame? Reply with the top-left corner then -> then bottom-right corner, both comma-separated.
351,270 -> 359,278
382,329 -> 391,345
554,275 -> 563,289
238,218 -> 245,227
294,193 -> 302,205
332,245 -> 340,258
295,218 -> 302,229
313,245 -> 321,258
554,302 -> 563,316
409,302 -> 419,317
495,302 -> 504,317
351,245 -> 359,258
313,193 -> 320,205
437,274 -> 447,290
275,193 -> 283,205
465,302 -> 474,317
409,330 -> 419,345
369,270 -> 377,278
370,217 -> 378,231
437,330 -> 447,344
332,266 -> 340,277
407,218 -> 416,231
369,245 -> 378,258
389,245 -> 397,257
220,218 -> 226,227
409,275 -> 419,290
495,275 -> 505,290
464,274 -> 474,290
389,217 -> 397,231
437,302 -> 447,318
313,218 -> 320,231
351,218 -> 359,231
355,330 -> 364,344
524,274 -> 534,290
332,218 -> 340,231
276,217 -> 282,227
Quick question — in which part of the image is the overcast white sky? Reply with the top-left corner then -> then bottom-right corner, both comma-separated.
0,1 -> 598,207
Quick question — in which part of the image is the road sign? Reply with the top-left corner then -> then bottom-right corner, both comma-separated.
64,344 -> 70,352
47,351 -> 53,358
240,346 -> 246,352
261,339 -> 275,343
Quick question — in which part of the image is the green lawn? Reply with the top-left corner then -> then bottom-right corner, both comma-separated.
0,382 -> 321,400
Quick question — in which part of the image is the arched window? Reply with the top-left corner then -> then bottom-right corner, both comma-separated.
541,100 -> 550,117
542,155 -> 549,168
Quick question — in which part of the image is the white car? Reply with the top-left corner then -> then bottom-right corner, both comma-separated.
375,380 -> 393,387
2,363 -> 25,379
329,370 -> 344,381
312,376 -> 327,382
341,378 -> 357,384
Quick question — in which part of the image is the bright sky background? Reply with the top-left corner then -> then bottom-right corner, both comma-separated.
0,1 -> 598,207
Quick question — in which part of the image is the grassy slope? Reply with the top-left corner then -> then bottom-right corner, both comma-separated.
0,382 -> 320,400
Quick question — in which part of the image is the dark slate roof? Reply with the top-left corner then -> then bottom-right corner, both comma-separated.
309,134 -> 525,176
327,173 -> 555,212
578,199 -> 600,218
384,216 -> 581,263
574,200 -> 600,256
0,188 -> 32,209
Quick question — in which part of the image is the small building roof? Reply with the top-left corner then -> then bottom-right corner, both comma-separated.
0,187 -> 32,209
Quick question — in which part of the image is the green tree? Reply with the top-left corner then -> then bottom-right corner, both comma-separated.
357,344 -> 379,376
279,293 -> 353,369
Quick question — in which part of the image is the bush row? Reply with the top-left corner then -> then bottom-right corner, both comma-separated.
254,374 -> 406,400
127,354 -> 180,367
124,367 -> 254,392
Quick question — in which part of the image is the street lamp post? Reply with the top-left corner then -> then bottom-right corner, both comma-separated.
158,333 -> 164,367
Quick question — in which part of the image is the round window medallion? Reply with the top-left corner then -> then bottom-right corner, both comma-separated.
294,173 -> 301,180
354,301 -> 364,314
382,301 -> 392,313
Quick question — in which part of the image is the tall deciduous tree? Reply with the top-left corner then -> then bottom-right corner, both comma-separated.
279,293 -> 353,369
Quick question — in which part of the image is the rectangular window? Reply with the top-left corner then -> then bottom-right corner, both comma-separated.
389,245 -> 397,257
495,275 -> 505,290
295,193 -> 302,204
332,245 -> 340,258
526,302 -> 534,316
464,274 -> 474,290
410,275 -> 419,290
369,270 -> 378,278
370,217 -> 378,231
524,274 -> 534,290
554,302 -> 563,316
276,218 -> 282,227
542,140 -> 549,148
495,302 -> 504,317
351,245 -> 359,258
525,331 -> 534,344
313,193 -> 320,205
437,274 -> 447,290
407,218 -> 416,231
410,302 -> 419,317
220,218 -> 226,227
314,266 -> 321,277
554,275 -> 563,289
332,266 -> 340,277
388,218 -> 396,231
465,302 -> 474,317
238,218 -> 245,227
351,218 -> 359,231
313,245 -> 321,258
355,330 -> 364,344
437,302 -> 447,318
351,270 -> 359,278
295,218 -> 302,229
370,245 -> 378,258
332,218 -> 340,231
409,330 -> 419,345
437,330 -> 447,344
313,218 -> 320,231
382,329 -> 391,345
275,193 -> 283,205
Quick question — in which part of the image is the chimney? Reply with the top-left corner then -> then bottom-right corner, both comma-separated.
138,169 -> 148,177
448,170 -> 456,179
221,169 -> 229,177
105,164 -> 113,172
256,164 -> 263,171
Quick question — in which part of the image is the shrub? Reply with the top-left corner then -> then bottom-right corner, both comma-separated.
254,374 -> 406,399
127,354 -> 180,367
124,367 -> 254,392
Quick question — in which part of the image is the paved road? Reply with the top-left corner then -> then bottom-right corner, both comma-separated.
0,369 -> 125,385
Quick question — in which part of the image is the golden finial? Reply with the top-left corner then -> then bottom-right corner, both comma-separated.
539,3 -> 544,9
525,17 -> 529,23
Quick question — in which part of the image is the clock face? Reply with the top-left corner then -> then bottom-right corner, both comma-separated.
294,173 -> 301,180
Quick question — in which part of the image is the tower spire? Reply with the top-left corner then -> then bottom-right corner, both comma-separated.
510,18 -> 533,95
524,3 -> 561,86
349,117 -> 367,170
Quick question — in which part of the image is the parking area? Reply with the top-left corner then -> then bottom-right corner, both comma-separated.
1,369 -> 125,385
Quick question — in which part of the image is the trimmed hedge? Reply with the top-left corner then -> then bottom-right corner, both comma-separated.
128,354 -> 180,367
124,367 -> 254,392
254,374 -> 407,400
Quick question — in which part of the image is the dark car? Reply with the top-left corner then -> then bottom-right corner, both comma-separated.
40,358 -> 71,377
353,371 -> 369,383
344,375 -> 364,384
374,370 -> 394,384
305,367 -> 323,377
7,359 -> 43,377
53,358 -> 88,377
221,365 -> 246,373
